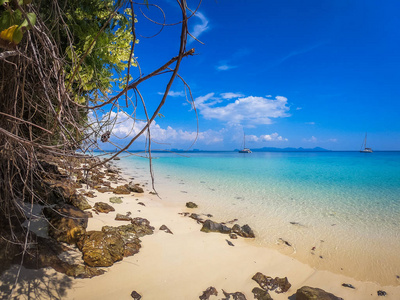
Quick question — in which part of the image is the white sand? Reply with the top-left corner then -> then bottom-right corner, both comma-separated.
1,168 -> 400,300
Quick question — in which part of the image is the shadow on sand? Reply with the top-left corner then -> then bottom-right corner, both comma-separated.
0,265 -> 73,300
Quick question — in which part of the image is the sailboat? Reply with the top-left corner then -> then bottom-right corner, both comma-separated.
238,133 -> 252,153
360,133 -> 373,153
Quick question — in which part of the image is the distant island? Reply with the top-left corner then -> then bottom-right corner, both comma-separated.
101,147 -> 331,153
234,147 -> 331,152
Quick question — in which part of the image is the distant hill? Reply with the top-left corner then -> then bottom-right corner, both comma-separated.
235,147 -> 331,152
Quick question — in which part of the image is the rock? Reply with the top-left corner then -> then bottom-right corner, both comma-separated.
229,233 -> 238,239
42,180 -> 85,206
43,204 -> 88,244
278,238 -> 292,247
252,287 -> 273,300
130,291 -> 142,299
102,225 -> 142,257
201,219 -> 231,234
190,213 -> 204,223
94,202 -> 115,213
226,239 -> 234,246
199,286 -> 218,300
342,283 -> 355,289
65,264 -> 106,278
115,213 -> 132,221
186,201 -> 198,208
137,202 -> 145,206
107,166 -> 119,173
131,217 -> 155,237
81,190 -> 96,198
296,286 -> 344,300
274,277 -> 291,293
113,157 -> 121,161
14,234 -> 105,279
70,193 -> 92,210
377,290 -> 387,296
96,186 -> 114,193
37,160 -> 61,177
127,182 -> 144,193
232,224 -> 255,238
252,272 -> 291,293
222,290 -> 247,300
77,230 -> 124,267
113,185 -> 131,194
109,196 -> 123,204
159,225 -> 173,234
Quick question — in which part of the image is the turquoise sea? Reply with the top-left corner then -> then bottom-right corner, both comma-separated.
115,151 -> 400,285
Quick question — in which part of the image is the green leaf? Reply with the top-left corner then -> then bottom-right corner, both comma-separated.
12,26 -> 23,43
0,0 -> 10,5
19,12 -> 36,30
0,10 -> 12,31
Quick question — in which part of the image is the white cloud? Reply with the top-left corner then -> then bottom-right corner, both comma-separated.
220,92 -> 245,99
189,12 -> 209,43
260,132 -> 288,142
194,94 -> 290,126
296,107 -> 302,110
305,122 -> 315,125
157,90 -> 185,97
246,132 -> 288,142
216,64 -> 236,71
328,138 -> 338,142
98,111 -> 224,146
303,136 -> 318,142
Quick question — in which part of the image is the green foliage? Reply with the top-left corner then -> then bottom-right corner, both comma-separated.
0,1 -> 36,46
44,0 -> 137,104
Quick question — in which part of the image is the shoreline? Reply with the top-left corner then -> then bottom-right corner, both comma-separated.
1,159 -> 400,299
114,155 -> 400,287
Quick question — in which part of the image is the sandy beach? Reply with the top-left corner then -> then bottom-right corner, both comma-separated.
1,163 -> 400,300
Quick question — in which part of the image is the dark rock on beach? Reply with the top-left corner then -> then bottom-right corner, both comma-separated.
43,204 -> 88,245
232,224 -> 255,238
113,185 -> 131,194
190,213 -> 204,223
377,290 -> 387,296
102,224 -> 142,257
70,193 -> 92,210
186,201 -> 198,208
342,283 -> 355,289
77,230 -> 124,267
96,186 -> 114,193
229,233 -> 238,239
201,219 -> 231,234
130,290 -> 142,299
94,202 -> 115,213
131,217 -> 155,237
199,286 -> 218,299
222,289 -> 247,300
107,166 -> 119,174
226,239 -> 235,246
296,286 -> 344,300
127,181 -> 144,193
109,196 -> 123,204
159,224 -> 173,234
65,264 -> 106,278
115,213 -> 132,221
252,272 -> 291,294
252,287 -> 273,300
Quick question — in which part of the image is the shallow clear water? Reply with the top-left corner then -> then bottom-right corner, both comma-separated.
117,151 -> 400,285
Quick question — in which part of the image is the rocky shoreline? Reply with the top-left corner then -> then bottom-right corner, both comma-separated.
0,154 -> 396,299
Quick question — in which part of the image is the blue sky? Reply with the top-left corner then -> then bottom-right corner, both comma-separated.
104,0 -> 400,151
